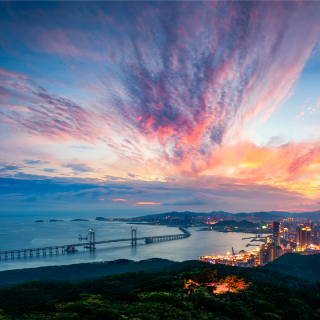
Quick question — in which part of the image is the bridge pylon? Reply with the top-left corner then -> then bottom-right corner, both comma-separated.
131,227 -> 137,246
89,229 -> 96,250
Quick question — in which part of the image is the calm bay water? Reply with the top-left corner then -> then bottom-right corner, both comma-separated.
0,217 -> 261,271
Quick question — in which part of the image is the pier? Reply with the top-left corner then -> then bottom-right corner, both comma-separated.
0,227 -> 191,259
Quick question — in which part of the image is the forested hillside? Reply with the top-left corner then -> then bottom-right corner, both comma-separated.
0,259 -> 180,288
262,253 -> 320,281
1,258 -> 320,319
213,220 -> 258,228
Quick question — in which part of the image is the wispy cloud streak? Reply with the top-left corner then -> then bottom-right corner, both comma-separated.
0,2 -> 319,175
100,2 -> 320,170
1,2 -> 320,213
0,69 -> 100,143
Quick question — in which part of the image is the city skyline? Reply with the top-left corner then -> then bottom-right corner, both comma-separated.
1,1 -> 320,216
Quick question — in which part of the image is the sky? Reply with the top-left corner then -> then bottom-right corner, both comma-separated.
1,1 -> 320,217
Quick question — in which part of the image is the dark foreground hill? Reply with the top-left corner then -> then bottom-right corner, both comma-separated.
1,258 -> 320,319
0,259 -> 182,288
262,252 -> 320,281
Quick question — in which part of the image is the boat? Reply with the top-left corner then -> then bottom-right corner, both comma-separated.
64,245 -> 78,253
145,237 -> 153,243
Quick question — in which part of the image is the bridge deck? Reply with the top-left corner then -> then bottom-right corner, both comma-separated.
0,232 -> 191,255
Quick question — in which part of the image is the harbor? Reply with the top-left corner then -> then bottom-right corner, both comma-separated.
199,248 -> 259,267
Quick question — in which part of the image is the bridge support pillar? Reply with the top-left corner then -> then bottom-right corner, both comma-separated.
89,229 -> 96,250
131,227 -> 137,246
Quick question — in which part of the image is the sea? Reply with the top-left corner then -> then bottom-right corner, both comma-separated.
0,216 -> 262,272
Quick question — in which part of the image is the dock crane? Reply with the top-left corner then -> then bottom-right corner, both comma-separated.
78,232 -> 89,240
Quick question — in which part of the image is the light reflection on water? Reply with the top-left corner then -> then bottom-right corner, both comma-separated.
0,218 -> 262,271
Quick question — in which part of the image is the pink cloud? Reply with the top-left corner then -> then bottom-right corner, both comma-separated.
136,202 -> 162,205
1,1 -> 320,187
0,69 -> 104,143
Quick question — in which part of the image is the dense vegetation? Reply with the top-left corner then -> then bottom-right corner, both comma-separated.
262,253 -> 320,281
0,259 -> 180,288
1,258 -> 320,319
213,220 -> 258,228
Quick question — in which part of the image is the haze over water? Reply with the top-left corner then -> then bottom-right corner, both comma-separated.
0,217 -> 261,272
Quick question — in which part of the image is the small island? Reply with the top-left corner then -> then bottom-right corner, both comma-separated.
49,219 -> 64,222
198,220 -> 262,233
71,219 -> 89,221
35,220 -> 44,222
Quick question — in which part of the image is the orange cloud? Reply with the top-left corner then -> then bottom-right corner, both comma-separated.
111,199 -> 128,202
197,140 -> 320,199
136,202 -> 162,205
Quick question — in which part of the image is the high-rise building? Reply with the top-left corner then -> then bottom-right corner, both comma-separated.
301,228 -> 307,249
273,222 -> 280,246
312,232 -> 320,245
266,242 -> 276,263
259,242 -> 282,265
296,226 -> 302,250
306,227 -> 311,247
276,246 -> 283,259
259,244 -> 265,265
283,227 -> 289,240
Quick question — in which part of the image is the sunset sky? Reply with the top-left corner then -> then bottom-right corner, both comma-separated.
1,1 -> 320,217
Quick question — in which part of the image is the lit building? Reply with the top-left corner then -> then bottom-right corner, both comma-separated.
301,228 -> 307,249
273,222 -> 280,246
283,227 -> 289,240
304,248 -> 320,255
283,243 -> 293,253
307,227 -> 311,247
296,226 -> 302,249
259,242 -> 282,265
276,245 -> 283,259
199,250 -> 258,268
312,231 -> 320,245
